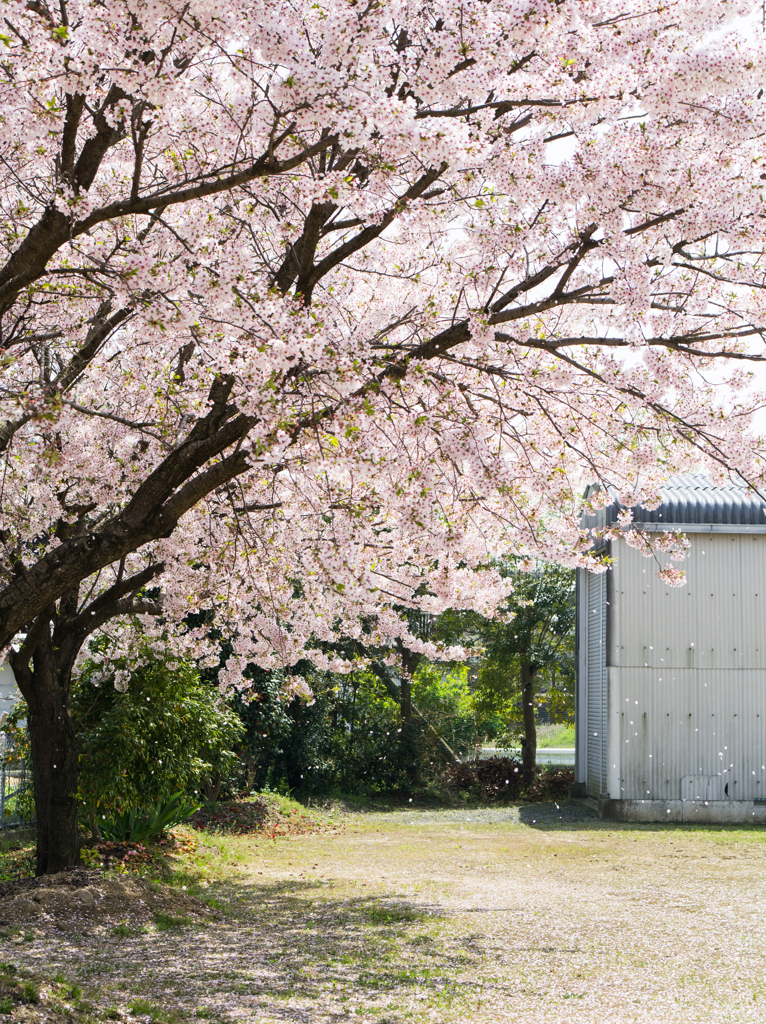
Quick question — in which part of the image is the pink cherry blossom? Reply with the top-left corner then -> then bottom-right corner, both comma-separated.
1,0 -> 766,870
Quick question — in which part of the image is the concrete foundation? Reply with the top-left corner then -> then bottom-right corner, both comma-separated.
600,798 -> 766,824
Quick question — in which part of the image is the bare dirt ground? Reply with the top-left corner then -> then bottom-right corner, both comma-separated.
7,801 -> 766,1024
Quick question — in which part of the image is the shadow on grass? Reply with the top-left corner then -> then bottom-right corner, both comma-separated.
213,878 -> 497,1016
83,876 -> 496,1022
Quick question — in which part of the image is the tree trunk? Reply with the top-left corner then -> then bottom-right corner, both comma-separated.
284,697 -> 305,792
400,664 -> 414,727
399,645 -> 418,731
241,755 -> 258,795
398,648 -> 422,786
201,773 -> 222,802
10,625 -> 80,875
88,810 -> 102,841
520,660 -> 537,789
371,661 -> 461,766
7,579 -> 163,874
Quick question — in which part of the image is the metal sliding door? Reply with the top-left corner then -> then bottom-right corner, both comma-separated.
586,570 -> 607,797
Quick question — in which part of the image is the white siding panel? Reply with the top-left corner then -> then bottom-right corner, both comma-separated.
0,663 -> 18,721
607,667 -> 621,800
615,534 -> 766,671
575,569 -> 588,784
617,668 -> 766,802
609,532 -> 766,805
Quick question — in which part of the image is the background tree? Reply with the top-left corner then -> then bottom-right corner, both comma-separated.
409,663 -> 488,763
439,562 -> 576,786
239,663 -> 486,797
0,0 -> 765,870
229,668 -> 295,797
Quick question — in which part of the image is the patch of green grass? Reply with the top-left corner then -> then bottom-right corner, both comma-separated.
0,837 -> 35,882
262,792 -> 312,817
21,980 -> 39,1004
195,1009 -> 217,1019
112,921 -> 148,938
357,966 -> 445,991
536,723 -> 575,748
128,997 -> 182,1023
129,998 -> 154,1016
363,904 -> 426,925
62,982 -> 83,1002
0,965 -> 16,977
152,911 -> 191,931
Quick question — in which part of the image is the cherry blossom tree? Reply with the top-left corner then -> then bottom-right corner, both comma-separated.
1,0 -> 766,872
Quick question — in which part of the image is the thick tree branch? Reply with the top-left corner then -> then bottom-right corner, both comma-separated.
60,92 -> 85,183
301,163 -> 448,299
67,561 -> 165,637
0,382 -> 255,647
0,129 -> 335,315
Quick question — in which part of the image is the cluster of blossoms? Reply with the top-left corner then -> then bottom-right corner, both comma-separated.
0,0 -> 765,686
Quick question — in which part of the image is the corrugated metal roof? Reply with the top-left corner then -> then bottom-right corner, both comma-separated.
600,474 -> 766,528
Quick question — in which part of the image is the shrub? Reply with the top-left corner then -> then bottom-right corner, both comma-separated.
442,756 -> 524,801
98,792 -> 201,841
72,650 -> 244,829
257,669 -> 420,795
411,663 -> 490,759
441,757 -> 574,802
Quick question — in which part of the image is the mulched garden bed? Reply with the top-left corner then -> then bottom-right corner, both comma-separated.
78,830 -> 198,873
188,797 -> 338,839
0,868 -> 214,939
0,868 -> 101,902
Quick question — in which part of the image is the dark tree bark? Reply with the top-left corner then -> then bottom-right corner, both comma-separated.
10,621 -> 80,875
241,755 -> 259,795
201,773 -> 222,803
284,697 -> 305,793
399,646 -> 421,785
11,647 -> 78,872
399,646 -> 419,728
520,660 -> 537,789
7,575 -> 163,874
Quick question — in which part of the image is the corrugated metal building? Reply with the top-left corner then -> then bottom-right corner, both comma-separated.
576,473 -> 766,822
0,663 -> 18,723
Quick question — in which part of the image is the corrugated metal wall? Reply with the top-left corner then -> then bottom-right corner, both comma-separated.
586,570 -> 607,796
0,663 -> 19,723
612,534 -> 766,802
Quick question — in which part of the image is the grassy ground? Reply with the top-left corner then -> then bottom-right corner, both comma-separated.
481,723 -> 575,748
536,723 -> 575,747
0,830 -> 36,882
4,798 -> 766,1022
